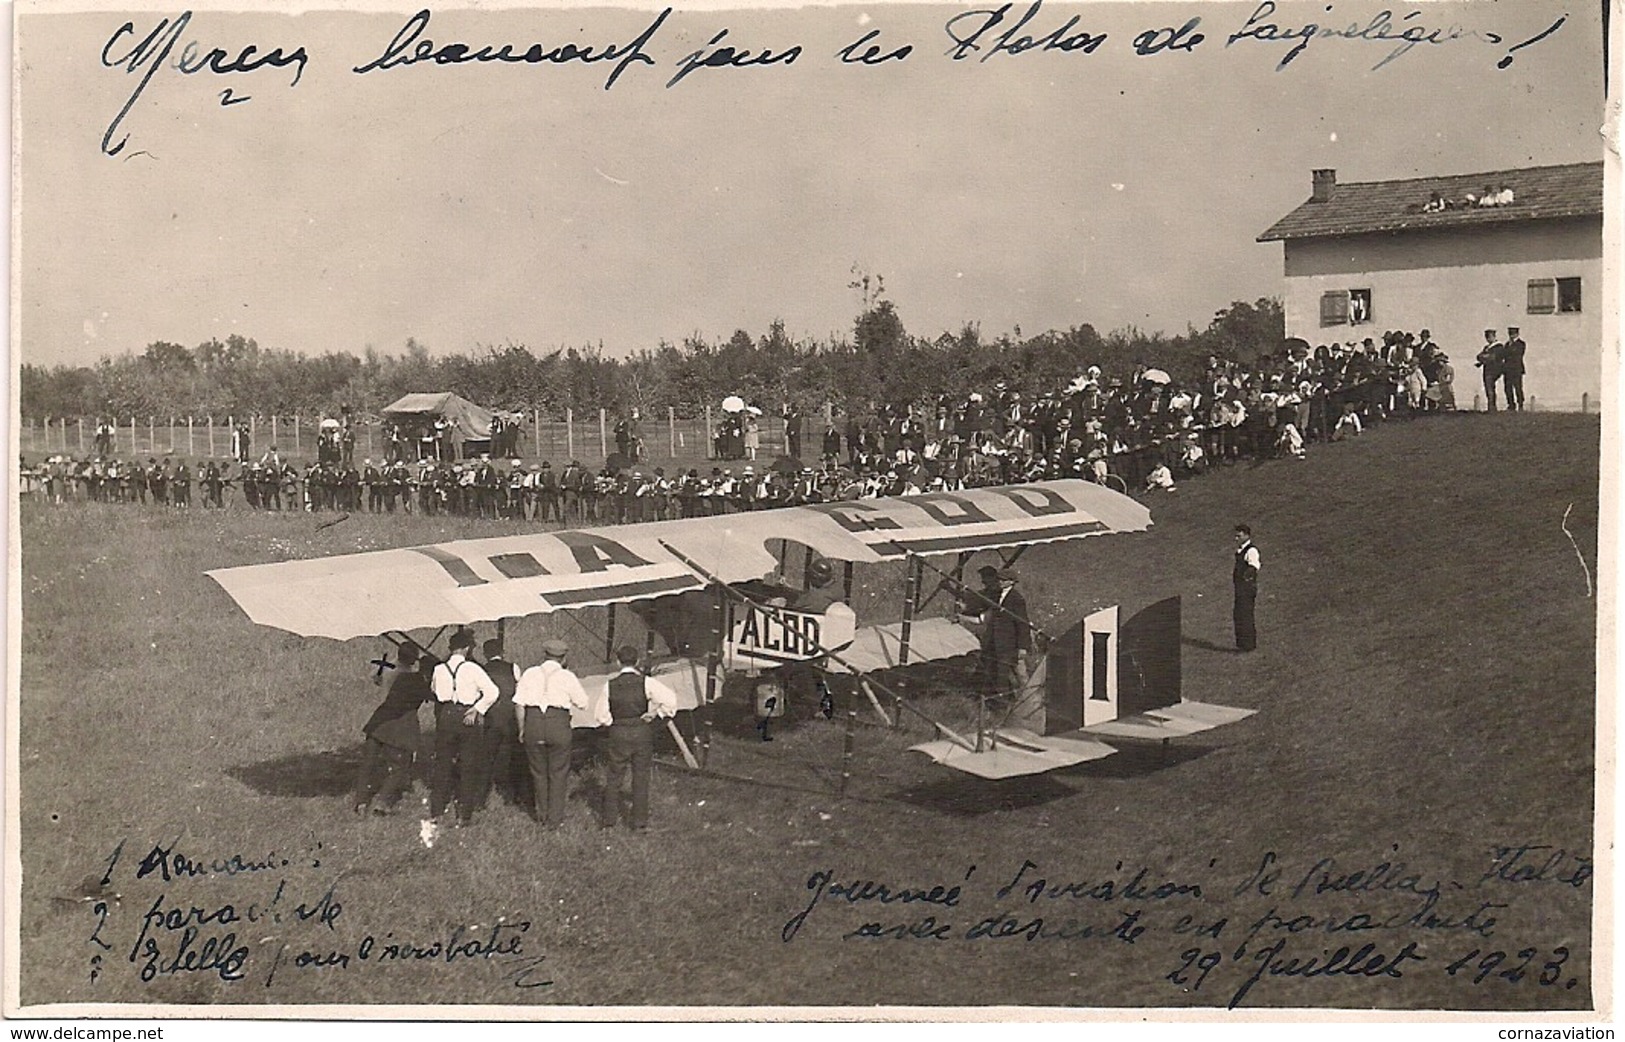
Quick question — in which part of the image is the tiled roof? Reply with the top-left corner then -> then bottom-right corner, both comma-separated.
1257,161 -> 1603,242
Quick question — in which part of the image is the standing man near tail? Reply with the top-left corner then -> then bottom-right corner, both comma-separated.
1233,523 -> 1261,653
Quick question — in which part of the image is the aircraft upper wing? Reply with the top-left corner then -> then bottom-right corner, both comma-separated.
205,480 -> 1150,640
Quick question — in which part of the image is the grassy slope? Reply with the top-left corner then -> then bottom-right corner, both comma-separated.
16,413 -> 1599,1011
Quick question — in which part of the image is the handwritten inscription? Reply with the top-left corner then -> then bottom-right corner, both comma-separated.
99,11 -> 308,156
84,837 -> 548,992
782,845 -> 1591,1008
1224,1 -> 1508,71
92,4 -> 1558,157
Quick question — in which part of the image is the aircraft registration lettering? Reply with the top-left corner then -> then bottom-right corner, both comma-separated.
805,501 -> 904,533
488,552 -> 550,578
552,531 -> 656,572
731,604 -> 824,661
989,486 -> 1075,517
410,545 -> 489,587
909,492 -> 995,526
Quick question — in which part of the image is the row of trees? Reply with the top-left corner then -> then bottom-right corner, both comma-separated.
19,298 -> 1284,421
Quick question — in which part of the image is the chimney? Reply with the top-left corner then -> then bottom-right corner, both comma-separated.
1311,169 -> 1337,203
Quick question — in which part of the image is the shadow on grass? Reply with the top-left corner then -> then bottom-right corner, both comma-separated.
886,773 -> 1082,816
227,745 -> 369,798
1182,634 -> 1241,654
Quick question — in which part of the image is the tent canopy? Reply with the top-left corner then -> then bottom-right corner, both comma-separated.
381,392 -> 495,442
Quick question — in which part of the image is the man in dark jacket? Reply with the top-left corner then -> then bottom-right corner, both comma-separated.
478,639 -> 523,810
1502,326 -> 1527,411
355,643 -> 432,815
976,568 -> 1032,700
1476,329 -> 1504,412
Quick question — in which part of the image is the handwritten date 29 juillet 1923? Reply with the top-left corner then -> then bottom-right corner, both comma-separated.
779,845 -> 1591,1009
82,838 -> 552,992
93,2 -> 1565,157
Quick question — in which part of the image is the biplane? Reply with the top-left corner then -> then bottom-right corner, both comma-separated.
205,479 -> 1254,786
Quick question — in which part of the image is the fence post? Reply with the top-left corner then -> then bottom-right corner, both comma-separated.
534,409 -> 541,457
1472,394 -> 1481,412
1528,396 -> 1537,412
129,416 -> 136,455
77,418 -> 85,454
187,417 -> 194,456
705,405 -> 713,459
294,415 -> 300,456
272,415 -> 279,449
824,401 -> 833,427
599,408 -> 607,460
366,424 -> 373,458
168,417 -> 175,453
148,416 -> 155,454
250,414 -> 256,450
1582,393 -> 1589,414
668,406 -> 676,458
566,407 -> 575,461
208,417 -> 215,457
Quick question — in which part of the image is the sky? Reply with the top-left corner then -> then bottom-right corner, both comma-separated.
14,0 -> 1607,367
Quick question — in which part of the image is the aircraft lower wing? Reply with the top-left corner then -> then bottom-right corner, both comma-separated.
910,727 -> 1118,780
1080,700 -> 1256,741
824,617 -> 983,674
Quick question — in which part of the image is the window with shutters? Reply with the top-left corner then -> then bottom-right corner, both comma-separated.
1348,288 -> 1373,325
1527,279 -> 1556,314
1320,290 -> 1349,327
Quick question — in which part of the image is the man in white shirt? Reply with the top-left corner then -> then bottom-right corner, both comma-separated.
599,646 -> 679,831
429,630 -> 500,827
1233,524 -> 1261,652
514,639 -> 590,829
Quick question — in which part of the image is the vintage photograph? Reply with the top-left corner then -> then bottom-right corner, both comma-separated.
8,0 -> 1611,1017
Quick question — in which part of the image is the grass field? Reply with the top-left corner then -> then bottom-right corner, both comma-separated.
13,412 -> 1599,1012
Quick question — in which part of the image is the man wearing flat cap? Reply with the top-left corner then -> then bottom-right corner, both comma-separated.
429,629 -> 500,827
514,639 -> 589,830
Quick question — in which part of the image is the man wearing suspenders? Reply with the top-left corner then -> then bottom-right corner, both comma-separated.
1233,523 -> 1261,653
598,646 -> 678,831
514,640 -> 590,829
429,631 -> 499,827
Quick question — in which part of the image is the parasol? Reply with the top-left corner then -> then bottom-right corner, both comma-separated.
1141,369 -> 1172,385
721,396 -> 746,413
745,405 -> 763,416
320,418 -> 342,429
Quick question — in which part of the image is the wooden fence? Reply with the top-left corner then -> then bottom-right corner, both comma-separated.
16,407 -> 825,466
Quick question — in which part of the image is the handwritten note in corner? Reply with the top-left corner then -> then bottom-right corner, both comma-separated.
779,846 -> 1592,1009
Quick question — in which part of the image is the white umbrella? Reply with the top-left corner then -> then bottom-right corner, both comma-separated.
721,395 -> 746,413
745,405 -> 763,416
319,418 -> 342,429
1141,368 -> 1172,385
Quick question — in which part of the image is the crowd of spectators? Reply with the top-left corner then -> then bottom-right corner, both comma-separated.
21,326 -> 1466,517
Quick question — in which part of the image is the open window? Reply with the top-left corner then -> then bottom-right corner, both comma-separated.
1557,277 -> 1582,313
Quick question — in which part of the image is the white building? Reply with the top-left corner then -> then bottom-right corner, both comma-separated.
1258,162 -> 1604,411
